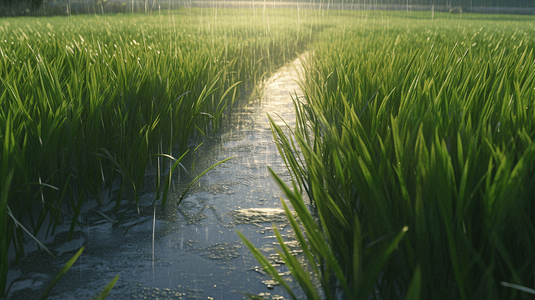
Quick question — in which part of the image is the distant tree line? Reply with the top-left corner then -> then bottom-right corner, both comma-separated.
0,0 -> 43,9
0,0 -> 117,11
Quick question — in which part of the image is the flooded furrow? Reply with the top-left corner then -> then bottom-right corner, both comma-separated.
7,55 -> 307,300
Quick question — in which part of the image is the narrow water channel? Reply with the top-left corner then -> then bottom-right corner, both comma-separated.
7,55 -> 307,300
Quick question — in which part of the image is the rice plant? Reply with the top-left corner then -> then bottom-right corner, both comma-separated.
0,8 -> 312,297
243,11 -> 535,300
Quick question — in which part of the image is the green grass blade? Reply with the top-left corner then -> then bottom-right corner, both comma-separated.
39,246 -> 85,300
90,275 -> 121,300
405,266 -> 422,300
177,157 -> 233,206
236,231 -> 299,300
7,205 -> 55,260
500,282 -> 535,295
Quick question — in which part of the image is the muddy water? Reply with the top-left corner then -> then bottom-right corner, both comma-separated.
6,55 -> 306,300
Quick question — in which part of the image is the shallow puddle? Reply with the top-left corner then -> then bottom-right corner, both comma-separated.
7,55 -> 307,300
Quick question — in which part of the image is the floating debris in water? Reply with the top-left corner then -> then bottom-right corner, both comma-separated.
262,279 -> 278,289
247,292 -> 287,300
254,266 -> 267,276
230,208 -> 290,225
194,242 -> 242,261
131,285 -> 186,299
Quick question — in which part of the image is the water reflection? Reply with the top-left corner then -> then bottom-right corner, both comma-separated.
7,55 -> 306,300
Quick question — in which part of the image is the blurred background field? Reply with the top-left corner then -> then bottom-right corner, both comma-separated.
0,0 -> 533,17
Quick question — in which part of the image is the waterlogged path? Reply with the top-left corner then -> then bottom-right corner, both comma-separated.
7,55 -> 306,300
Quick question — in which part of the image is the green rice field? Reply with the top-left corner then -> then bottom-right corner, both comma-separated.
0,8 -> 311,297
2,6 -> 535,299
